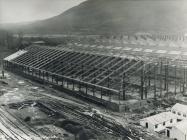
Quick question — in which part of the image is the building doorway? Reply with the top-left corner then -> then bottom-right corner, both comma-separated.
146,122 -> 148,128
167,130 -> 170,137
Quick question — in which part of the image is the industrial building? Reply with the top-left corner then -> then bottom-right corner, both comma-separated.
3,38 -> 187,111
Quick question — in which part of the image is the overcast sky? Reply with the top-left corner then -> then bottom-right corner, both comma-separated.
0,0 -> 86,23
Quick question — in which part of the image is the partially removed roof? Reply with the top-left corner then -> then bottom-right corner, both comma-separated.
4,50 -> 27,61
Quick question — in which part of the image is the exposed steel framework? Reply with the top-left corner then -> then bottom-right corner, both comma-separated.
3,43 -> 187,106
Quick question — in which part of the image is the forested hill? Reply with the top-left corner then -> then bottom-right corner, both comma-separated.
2,0 -> 187,34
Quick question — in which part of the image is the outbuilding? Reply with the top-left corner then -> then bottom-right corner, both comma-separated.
140,112 -> 178,132
171,103 -> 187,120
166,120 -> 187,140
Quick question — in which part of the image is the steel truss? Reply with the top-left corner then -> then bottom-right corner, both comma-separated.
3,45 -> 187,105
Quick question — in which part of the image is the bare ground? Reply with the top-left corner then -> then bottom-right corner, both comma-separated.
0,67 -> 174,140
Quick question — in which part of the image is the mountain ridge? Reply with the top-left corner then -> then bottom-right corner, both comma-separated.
2,0 -> 187,34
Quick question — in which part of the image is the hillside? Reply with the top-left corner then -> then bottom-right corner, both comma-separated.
2,0 -> 187,34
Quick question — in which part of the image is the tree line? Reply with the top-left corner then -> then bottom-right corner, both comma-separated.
0,30 -> 25,50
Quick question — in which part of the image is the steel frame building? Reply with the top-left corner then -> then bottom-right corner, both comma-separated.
3,43 -> 187,110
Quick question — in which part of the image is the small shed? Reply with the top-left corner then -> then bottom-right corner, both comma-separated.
171,103 -> 187,119
140,112 -> 178,132
166,120 -> 187,140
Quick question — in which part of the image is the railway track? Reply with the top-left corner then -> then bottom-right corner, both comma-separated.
0,108 -> 31,140
36,98 -> 139,140
4,107 -> 45,140
0,107 -> 43,140
6,92 -> 139,139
